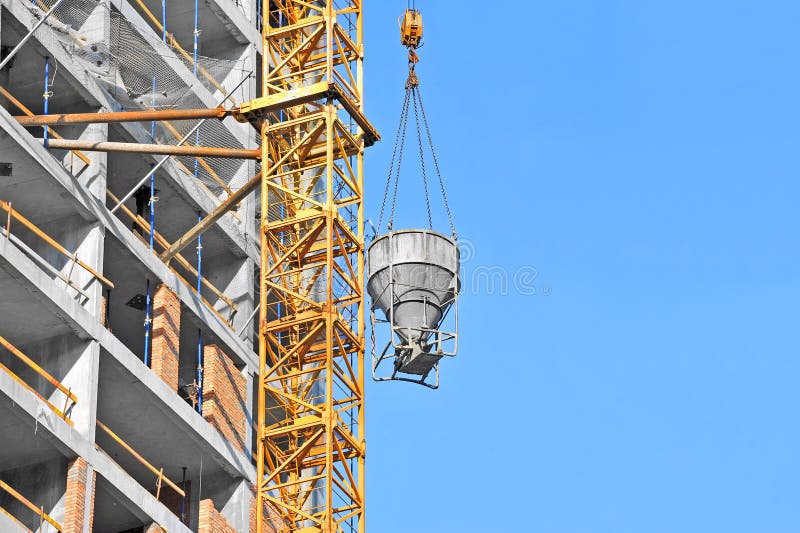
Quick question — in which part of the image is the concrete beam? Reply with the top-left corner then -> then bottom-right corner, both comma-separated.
207,0 -> 262,47
0,0 -> 258,263
0,105 -> 259,365
0,234 -> 255,482
0,371 -> 192,533
0,510 -> 28,532
109,0 -> 252,147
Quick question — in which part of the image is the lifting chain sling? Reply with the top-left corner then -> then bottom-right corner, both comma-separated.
377,7 -> 456,239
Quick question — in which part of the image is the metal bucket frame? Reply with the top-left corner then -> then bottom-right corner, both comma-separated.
368,231 -> 459,389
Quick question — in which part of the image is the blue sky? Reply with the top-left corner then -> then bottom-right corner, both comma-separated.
362,2 -> 800,532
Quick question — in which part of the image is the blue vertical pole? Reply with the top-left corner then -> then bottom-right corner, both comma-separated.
43,57 -> 50,148
144,279 -> 151,366
150,78 -> 156,141
193,0 -> 204,415
196,211 -> 203,413
192,0 -> 200,182
196,329 -> 203,412
193,0 -> 199,76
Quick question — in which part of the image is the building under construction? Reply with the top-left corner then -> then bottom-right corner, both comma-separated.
0,0 -> 460,531
0,0 -> 268,530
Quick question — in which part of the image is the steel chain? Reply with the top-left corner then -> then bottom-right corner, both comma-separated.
411,87 -> 433,229
415,86 -> 456,237
378,85 -> 411,232
388,85 -> 412,229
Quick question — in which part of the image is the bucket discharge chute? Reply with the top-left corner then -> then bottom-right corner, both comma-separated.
369,10 -> 459,388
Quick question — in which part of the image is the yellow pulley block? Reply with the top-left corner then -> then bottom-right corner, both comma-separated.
400,9 -> 423,48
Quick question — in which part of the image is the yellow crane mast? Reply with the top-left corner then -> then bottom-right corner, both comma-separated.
254,2 -> 377,532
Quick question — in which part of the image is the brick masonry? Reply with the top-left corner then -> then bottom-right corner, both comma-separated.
151,283 -> 180,390
64,456 -> 94,533
198,499 -> 237,533
88,467 -> 95,532
143,523 -> 166,533
202,344 -> 247,452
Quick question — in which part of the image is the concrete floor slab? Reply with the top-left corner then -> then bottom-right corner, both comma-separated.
0,231 -> 254,480
0,369 -> 192,533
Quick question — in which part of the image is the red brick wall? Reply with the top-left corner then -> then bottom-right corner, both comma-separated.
151,284 -> 180,390
64,457 -> 92,533
202,344 -> 246,452
88,468 -> 95,531
198,499 -> 237,533
100,295 -> 107,328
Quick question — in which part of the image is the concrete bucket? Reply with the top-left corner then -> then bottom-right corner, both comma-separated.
367,230 -> 459,376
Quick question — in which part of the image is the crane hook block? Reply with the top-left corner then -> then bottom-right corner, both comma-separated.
400,9 -> 423,48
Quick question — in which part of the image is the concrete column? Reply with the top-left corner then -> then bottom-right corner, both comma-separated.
244,368 -> 254,461
16,335 -> 100,440
214,256 -> 255,343
29,123 -> 106,438
218,479 -> 251,532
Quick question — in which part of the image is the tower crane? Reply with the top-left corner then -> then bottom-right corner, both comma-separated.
11,2 -> 457,531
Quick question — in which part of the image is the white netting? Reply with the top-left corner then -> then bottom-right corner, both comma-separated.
24,0 -> 254,197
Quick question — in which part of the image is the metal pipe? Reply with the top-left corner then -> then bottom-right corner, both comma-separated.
0,480 -> 63,532
129,0 -> 231,101
0,200 -> 114,288
15,106 -> 228,126
43,57 -> 50,148
237,303 -> 260,337
109,72 -> 251,214
111,121 -> 204,215
150,77 -> 157,141
196,211 -> 203,413
160,171 -> 261,261
5,230 -> 90,300
197,328 -> 203,413
0,0 -> 67,71
180,467 -> 186,524
144,279 -> 151,367
41,139 -> 259,159
106,188 -> 237,310
96,420 -> 186,498
0,334 -> 78,404
0,85 -> 91,165
149,168 -> 155,250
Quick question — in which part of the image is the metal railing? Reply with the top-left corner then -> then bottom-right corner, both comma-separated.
128,0 -> 234,102
0,479 -> 63,532
0,85 -> 91,169
0,201 -> 115,293
0,334 -> 78,425
106,189 -> 238,328
95,419 -> 186,499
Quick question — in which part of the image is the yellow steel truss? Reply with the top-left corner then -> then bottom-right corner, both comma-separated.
255,2 -> 375,532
